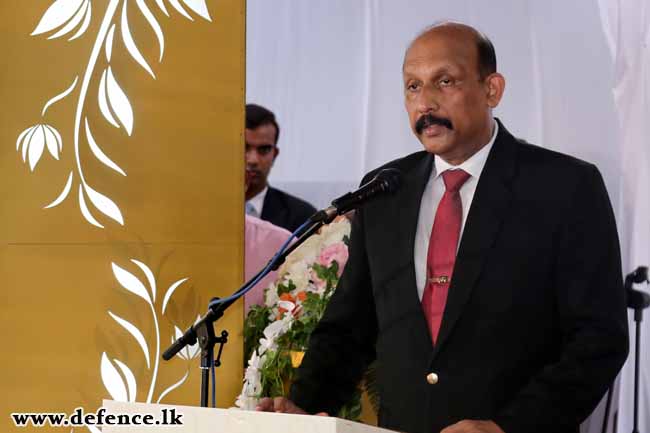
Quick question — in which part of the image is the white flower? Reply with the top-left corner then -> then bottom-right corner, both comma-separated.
282,261 -> 311,291
278,236 -> 321,275
320,218 -> 352,248
277,300 -> 296,313
264,283 -> 279,308
258,314 -> 294,354
16,124 -> 63,171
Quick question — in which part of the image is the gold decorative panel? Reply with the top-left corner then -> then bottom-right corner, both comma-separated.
0,0 -> 245,431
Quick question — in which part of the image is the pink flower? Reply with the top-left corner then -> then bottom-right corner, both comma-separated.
317,243 -> 349,277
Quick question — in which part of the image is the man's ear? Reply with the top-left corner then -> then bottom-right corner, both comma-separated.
273,146 -> 280,161
485,73 -> 506,108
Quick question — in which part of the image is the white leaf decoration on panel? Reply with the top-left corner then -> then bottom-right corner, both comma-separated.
131,259 -> 157,303
78,185 -> 104,228
21,127 -> 37,162
85,118 -> 126,176
168,0 -> 193,21
162,277 -> 189,314
31,0 -> 85,36
155,0 -> 169,16
48,0 -> 88,40
68,0 -> 92,41
105,24 -> 116,62
113,359 -> 138,402
156,371 -> 189,403
108,311 -> 151,369
98,69 -> 120,129
100,352 -> 128,402
16,126 -> 36,151
42,76 -> 78,116
182,0 -> 212,22
121,0 -> 155,78
44,171 -> 74,209
135,0 -> 165,61
173,326 -> 190,359
111,262 -> 152,305
45,125 -> 64,152
85,184 -> 124,225
23,0 -> 213,227
106,67 -> 134,135
43,125 -> 60,160
17,124 -> 63,171
87,425 -> 102,433
28,125 -> 46,171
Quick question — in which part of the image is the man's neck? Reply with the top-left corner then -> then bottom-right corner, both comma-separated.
439,120 -> 495,166
246,183 -> 268,201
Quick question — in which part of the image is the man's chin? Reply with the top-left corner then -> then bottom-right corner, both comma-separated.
419,133 -> 454,156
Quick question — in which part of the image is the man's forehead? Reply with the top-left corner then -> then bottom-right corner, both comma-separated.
403,30 -> 477,73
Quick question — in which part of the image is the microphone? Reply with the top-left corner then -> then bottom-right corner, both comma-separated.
311,168 -> 402,223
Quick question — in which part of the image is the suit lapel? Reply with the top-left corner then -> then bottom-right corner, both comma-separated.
431,121 -> 517,359
390,153 -> 436,349
261,187 -> 289,227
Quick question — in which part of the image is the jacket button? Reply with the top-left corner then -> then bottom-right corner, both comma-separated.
426,372 -> 438,385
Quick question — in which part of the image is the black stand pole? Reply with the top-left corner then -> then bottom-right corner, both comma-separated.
626,267 -> 650,433
631,307 -> 645,433
196,315 -> 228,408
601,266 -> 649,433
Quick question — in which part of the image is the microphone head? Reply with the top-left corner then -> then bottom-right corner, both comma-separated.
373,168 -> 402,193
630,266 -> 649,284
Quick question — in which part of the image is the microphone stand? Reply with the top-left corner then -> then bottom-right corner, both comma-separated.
601,266 -> 650,433
161,214 -> 333,407
160,167 -> 402,408
626,267 -> 649,433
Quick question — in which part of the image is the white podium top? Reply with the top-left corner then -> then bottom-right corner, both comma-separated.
102,400 -> 397,433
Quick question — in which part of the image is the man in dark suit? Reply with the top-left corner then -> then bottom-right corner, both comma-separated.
257,22 -> 628,433
245,104 -> 317,232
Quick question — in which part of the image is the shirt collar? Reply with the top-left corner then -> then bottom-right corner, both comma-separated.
433,119 -> 498,180
247,185 -> 269,216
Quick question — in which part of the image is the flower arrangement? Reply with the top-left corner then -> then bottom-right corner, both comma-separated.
236,216 -> 367,420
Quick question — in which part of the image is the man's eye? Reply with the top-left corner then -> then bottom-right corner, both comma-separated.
439,78 -> 454,87
258,146 -> 273,155
406,83 -> 420,92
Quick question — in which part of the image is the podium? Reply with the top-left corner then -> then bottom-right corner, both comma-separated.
102,400 -> 397,433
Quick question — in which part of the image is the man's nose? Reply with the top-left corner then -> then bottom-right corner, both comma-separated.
245,149 -> 259,165
416,85 -> 440,114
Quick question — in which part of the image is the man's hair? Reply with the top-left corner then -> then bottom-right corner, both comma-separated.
475,31 -> 496,79
412,22 -> 497,80
245,103 -> 280,144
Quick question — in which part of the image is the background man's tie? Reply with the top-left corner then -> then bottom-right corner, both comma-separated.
245,202 -> 258,217
422,169 -> 470,345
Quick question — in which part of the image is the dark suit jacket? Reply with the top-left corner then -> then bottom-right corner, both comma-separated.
290,120 -> 629,433
260,186 -> 317,233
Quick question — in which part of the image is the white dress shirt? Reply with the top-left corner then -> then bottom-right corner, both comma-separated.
245,186 -> 268,218
414,121 -> 498,301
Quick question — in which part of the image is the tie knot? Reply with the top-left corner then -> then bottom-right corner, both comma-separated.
442,169 -> 470,192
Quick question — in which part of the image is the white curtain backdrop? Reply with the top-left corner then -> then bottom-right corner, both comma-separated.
599,1 -> 650,432
247,1 -> 649,431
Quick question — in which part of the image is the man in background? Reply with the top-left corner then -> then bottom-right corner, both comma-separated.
245,103 -> 317,232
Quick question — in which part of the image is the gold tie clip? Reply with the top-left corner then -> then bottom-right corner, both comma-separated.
428,275 -> 449,284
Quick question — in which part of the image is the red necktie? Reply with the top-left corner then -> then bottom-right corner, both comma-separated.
422,169 -> 470,345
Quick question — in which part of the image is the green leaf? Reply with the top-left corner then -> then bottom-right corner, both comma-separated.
277,280 -> 296,296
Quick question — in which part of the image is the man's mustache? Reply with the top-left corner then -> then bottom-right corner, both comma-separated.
415,114 -> 453,135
